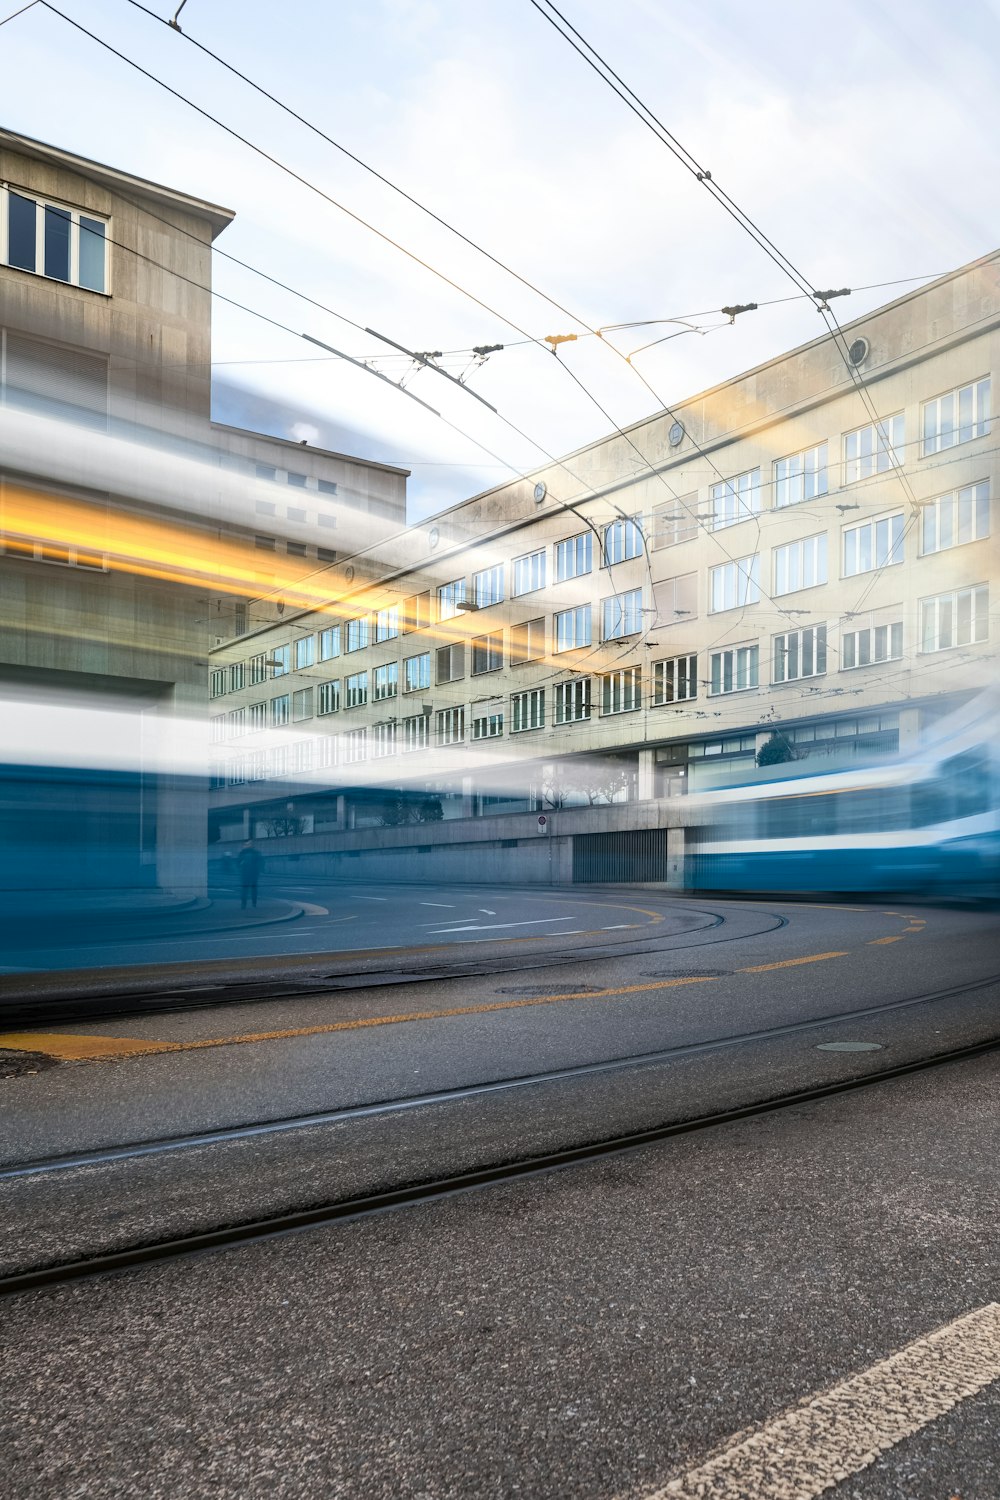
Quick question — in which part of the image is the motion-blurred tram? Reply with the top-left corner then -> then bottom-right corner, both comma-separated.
685,690 -> 1000,900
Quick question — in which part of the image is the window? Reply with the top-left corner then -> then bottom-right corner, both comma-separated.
437,707 -> 465,745
652,654 -> 697,704
287,515 -> 307,530
227,707 -> 246,737
319,625 -> 341,661
472,699 -> 504,739
403,592 -> 430,632
255,500 -> 276,516
286,471 -> 307,489
920,584 -> 989,652
773,534 -> 827,595
471,632 -> 504,674
555,532 -> 592,580
294,636 -> 315,669
318,515 -> 337,531
3,187 -> 108,292
234,602 -> 247,637
437,579 -> 466,620
210,669 -> 227,698
709,645 -> 759,694
405,652 -> 432,692
346,616 -> 369,652
844,415 -> 904,483
602,666 -> 641,714
373,662 -> 398,700
652,496 -> 699,549
841,621 -> 902,670
375,606 -> 399,642
554,605 -> 591,652
709,556 -> 759,612
249,653 -> 267,686
373,722 -> 397,758
292,687 -> 314,721
774,443 -> 828,507
271,693 -> 290,726
249,701 -> 268,731
210,714 -> 226,743
403,714 -> 430,751
710,469 -> 760,530
653,573 -> 697,622
272,644 -> 291,677
603,516 -> 644,565
318,548 -> 337,563
843,513 -> 904,576
602,587 -> 644,640
473,564 -> 505,608
920,482 -> 990,554
773,624 -> 827,683
343,728 -> 367,763
512,689 -> 545,733
254,535 -> 275,551
435,643 -> 464,685
318,680 -> 341,715
513,550 -> 545,595
555,678 -> 591,723
922,379 -> 990,456
510,617 -> 545,663
255,464 -> 277,481
345,671 -> 368,707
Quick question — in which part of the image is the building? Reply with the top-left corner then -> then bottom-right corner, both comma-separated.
0,127 -> 406,893
207,251 -> 998,883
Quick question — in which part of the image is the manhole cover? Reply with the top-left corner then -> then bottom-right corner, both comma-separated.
815,1041 -> 883,1052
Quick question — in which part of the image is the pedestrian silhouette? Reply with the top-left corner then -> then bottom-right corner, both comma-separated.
236,841 -> 263,910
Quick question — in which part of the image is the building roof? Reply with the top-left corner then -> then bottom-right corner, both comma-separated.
0,127 -> 235,239
210,423 -> 410,477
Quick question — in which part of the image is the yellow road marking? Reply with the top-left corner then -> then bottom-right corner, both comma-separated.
0,1032 -> 178,1060
739,951 -> 848,973
868,936 -> 904,945
902,926 -> 924,933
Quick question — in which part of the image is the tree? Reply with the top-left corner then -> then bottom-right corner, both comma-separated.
756,733 -> 796,768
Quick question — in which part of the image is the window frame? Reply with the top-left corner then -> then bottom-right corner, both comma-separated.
2,185 -> 110,293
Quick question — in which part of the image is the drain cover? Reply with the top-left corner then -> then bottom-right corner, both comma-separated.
815,1041 -> 883,1052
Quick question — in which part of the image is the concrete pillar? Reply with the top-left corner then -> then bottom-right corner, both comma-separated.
637,748 -> 656,802
461,775 -> 475,820
334,794 -> 347,831
898,707 -> 921,754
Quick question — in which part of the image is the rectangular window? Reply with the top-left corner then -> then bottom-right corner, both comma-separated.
920,584 -> 989,652
249,652 -> 267,685
227,707 -> 246,738
343,728 -> 367,763
773,534 -> 828,595
709,556 -> 760,612
210,669 -> 226,698
345,616 -> 369,652
512,688 -> 545,733
319,625 -> 341,661
841,621 -> 903,670
555,678 -> 591,724
294,636 -> 315,669
405,652 -> 432,692
292,687 -> 314,721
652,496 -> 699,550
271,693 -> 290,726
437,707 -> 465,745
603,516 -> 644,565
318,479 -> 338,497
210,714 -> 226,744
473,563 -> 505,608
844,414 -> 904,483
922,379 -> 990,456
652,654 -> 697,704
601,666 -> 641,714
653,573 -> 697,622
249,701 -> 268,732
554,605 -> 591,652
271,644 -> 291,677
3,188 -> 108,292
920,482 -> 990,555
774,443 -> 828,507
437,579 -> 466,620
373,722 -> 397,758
286,471 -> 307,489
710,469 -> 760,530
345,671 -> 368,708
773,624 -> 827,683
555,532 -> 592,580
510,617 -> 545,663
318,680 -> 341,715
254,535 -> 275,551
403,714 -> 430,751
709,645 -> 759,695
403,592 -> 430,632
843,513 -> 904,576
255,500 -> 276,516
373,662 -> 398,700
472,699 -> 504,739
513,549 -> 546,595
375,606 -> 399,642
435,643 -> 464,685
471,632 -> 504,675
602,587 -> 644,640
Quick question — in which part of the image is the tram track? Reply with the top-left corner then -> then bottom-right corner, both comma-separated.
3,969 -> 999,1298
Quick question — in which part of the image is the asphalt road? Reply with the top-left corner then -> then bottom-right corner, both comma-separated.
4,1048 -> 1000,1500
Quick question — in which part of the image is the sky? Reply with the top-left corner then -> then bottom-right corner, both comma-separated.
4,0 -> 1000,519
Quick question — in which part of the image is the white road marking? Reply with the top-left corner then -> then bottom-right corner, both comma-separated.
348,896 -> 388,901
298,902 -> 329,916
651,1301 -> 1000,1499
478,908 -> 497,915
420,902 -> 455,908
601,924 -> 635,930
426,917 -> 577,933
